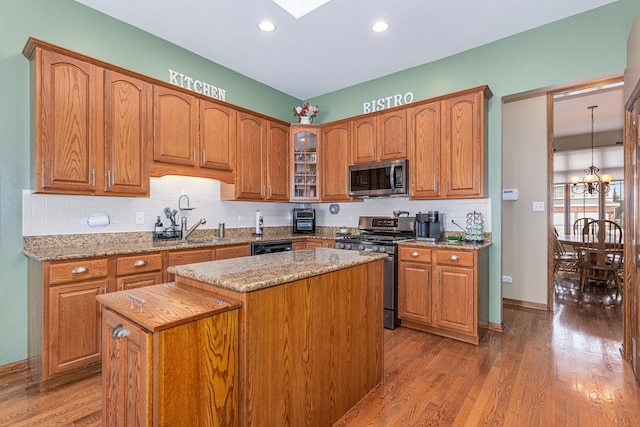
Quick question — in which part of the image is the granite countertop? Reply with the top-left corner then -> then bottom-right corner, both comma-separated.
22,229 -> 340,262
168,248 -> 387,293
398,239 -> 493,250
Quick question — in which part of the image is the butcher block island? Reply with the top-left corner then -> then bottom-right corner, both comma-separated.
100,248 -> 386,426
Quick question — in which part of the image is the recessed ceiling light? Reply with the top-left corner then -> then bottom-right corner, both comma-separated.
258,20 -> 276,32
371,20 -> 389,33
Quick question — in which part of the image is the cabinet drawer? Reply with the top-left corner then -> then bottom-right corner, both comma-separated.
117,271 -> 164,291
49,259 -> 110,285
117,253 -> 163,276
436,250 -> 474,268
399,246 -> 432,263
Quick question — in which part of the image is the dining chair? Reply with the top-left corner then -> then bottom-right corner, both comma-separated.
577,219 -> 623,291
552,229 -> 578,274
572,217 -> 592,236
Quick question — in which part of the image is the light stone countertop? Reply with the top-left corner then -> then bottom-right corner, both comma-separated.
167,248 -> 387,293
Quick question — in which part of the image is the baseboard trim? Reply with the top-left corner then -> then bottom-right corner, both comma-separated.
488,322 -> 505,333
503,297 -> 548,312
0,359 -> 29,376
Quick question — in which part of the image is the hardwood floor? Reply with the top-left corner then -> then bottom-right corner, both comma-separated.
1,276 -> 638,426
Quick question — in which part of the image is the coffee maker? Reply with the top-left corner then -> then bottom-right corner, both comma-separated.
415,211 -> 445,241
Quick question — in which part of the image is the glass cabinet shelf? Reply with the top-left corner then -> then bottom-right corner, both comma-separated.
291,126 -> 320,201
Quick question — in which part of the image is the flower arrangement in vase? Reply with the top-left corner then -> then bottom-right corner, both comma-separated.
293,102 -> 319,124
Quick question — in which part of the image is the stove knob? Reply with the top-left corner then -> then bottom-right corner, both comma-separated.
370,246 -> 378,252
358,244 -> 366,251
377,246 -> 387,253
335,242 -> 345,249
344,243 -> 353,250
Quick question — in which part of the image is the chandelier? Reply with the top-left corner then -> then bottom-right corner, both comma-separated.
571,105 -> 611,194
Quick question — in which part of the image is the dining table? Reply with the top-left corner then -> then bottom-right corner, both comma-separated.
557,234 -> 624,288
556,234 -> 624,249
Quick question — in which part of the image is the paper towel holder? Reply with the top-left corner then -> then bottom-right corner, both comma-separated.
87,213 -> 110,227
178,194 -> 195,211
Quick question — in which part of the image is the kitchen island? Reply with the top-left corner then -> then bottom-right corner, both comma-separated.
102,248 -> 386,426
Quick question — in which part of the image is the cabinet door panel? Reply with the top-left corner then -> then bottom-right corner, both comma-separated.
398,262 -> 432,325
378,110 -> 407,161
117,271 -> 164,291
351,117 -> 376,164
102,309 -> 151,426
409,102 -> 441,198
435,266 -> 475,334
215,244 -> 251,260
200,100 -> 236,171
104,70 -> 151,195
266,121 -> 290,201
40,50 -> 102,192
48,280 -> 105,376
235,112 -> 265,199
442,92 -> 482,197
321,122 -> 352,201
153,86 -> 197,166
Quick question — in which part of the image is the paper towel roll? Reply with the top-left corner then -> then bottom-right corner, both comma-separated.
255,210 -> 263,235
87,214 -> 110,227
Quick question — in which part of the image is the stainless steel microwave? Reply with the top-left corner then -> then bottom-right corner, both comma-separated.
348,159 -> 408,197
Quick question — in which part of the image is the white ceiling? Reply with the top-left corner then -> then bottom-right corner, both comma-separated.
75,0 -> 617,100
553,85 -> 624,138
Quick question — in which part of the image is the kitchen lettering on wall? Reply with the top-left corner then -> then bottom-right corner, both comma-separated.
363,92 -> 414,114
168,69 -> 227,101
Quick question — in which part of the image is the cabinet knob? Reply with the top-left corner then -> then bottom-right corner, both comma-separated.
72,266 -> 89,274
410,251 -> 419,257
133,260 -> 147,267
449,255 -> 460,261
111,324 -> 129,339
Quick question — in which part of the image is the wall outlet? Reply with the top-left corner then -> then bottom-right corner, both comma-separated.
532,201 -> 545,212
135,212 -> 145,225
502,275 -> 513,283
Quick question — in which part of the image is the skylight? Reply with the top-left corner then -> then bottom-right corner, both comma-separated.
272,0 -> 332,19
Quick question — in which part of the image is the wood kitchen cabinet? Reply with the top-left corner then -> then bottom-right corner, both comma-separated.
152,85 -> 198,166
398,245 -> 489,344
200,99 -> 236,172
28,257 -> 117,389
351,110 -> 407,164
116,252 -> 164,291
409,86 -> 491,199
215,244 -> 251,260
291,125 -> 320,201
23,39 -> 152,196
398,247 -> 433,325
164,248 -> 213,282
222,113 -> 289,201
320,121 -> 355,202
99,285 -> 240,426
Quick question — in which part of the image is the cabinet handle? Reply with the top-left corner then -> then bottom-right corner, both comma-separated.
133,260 -> 147,267
446,179 -> 449,192
72,266 -> 89,274
129,294 -> 146,313
193,149 -> 196,162
371,146 -> 374,157
449,255 -> 460,261
91,169 -> 96,187
111,324 -> 129,339
410,251 -> 420,257
202,150 -> 207,164
121,283 -> 125,291
269,186 -> 273,197
379,144 -> 383,157
103,285 -> 107,294
106,170 -> 111,188
425,268 -> 429,283
435,179 -> 439,193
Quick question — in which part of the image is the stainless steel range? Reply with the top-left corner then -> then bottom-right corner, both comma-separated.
334,216 -> 415,329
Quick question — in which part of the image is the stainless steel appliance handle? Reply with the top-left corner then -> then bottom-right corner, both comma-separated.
389,164 -> 396,189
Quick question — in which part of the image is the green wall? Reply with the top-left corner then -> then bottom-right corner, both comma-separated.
1,0 -> 638,366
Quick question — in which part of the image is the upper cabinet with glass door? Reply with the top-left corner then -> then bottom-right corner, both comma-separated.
291,125 -> 321,202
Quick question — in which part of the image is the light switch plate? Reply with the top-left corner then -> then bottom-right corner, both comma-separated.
135,212 -> 145,224
532,201 -> 545,212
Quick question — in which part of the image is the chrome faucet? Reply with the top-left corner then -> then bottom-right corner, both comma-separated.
180,217 -> 206,240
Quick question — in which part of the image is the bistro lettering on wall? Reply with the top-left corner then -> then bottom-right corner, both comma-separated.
363,92 -> 414,114
168,69 -> 227,101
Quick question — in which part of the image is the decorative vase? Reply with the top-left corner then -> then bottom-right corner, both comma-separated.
299,116 -> 311,124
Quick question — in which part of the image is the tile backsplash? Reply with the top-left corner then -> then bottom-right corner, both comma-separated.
23,176 -> 491,236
